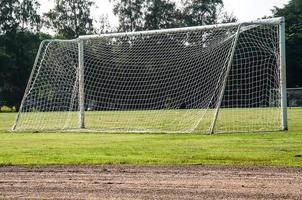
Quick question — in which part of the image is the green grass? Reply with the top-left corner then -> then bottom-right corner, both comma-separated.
0,109 -> 301,166
11,107 -> 284,132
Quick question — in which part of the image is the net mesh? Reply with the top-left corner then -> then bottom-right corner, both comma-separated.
13,22 -> 282,133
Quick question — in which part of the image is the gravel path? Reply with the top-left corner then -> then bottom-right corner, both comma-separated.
0,165 -> 301,199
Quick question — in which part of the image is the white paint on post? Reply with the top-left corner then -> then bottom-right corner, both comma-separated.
279,17 -> 288,130
78,39 -> 85,129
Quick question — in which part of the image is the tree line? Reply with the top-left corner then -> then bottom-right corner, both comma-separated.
0,0 -> 301,111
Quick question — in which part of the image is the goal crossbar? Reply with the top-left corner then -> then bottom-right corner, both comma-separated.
79,17 -> 283,39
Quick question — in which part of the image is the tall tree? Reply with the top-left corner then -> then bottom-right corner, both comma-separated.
44,0 -> 94,39
112,0 -> 145,32
97,14 -> 112,34
0,32 -> 51,111
144,0 -> 182,30
219,11 -> 237,23
0,0 -> 19,34
0,0 -> 46,110
182,0 -> 223,26
18,0 -> 42,32
273,0 -> 302,87
0,0 -> 41,34
112,0 -> 232,33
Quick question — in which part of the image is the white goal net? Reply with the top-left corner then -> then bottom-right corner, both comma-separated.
12,17 -> 288,133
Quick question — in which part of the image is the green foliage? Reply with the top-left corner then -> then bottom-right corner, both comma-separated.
0,31 -> 52,110
112,0 -> 228,32
0,0 -> 41,34
273,0 -> 302,87
0,0 -> 19,33
18,0 -> 42,31
0,0 -> 44,109
44,0 -> 94,39
0,49 -> 14,105
182,0 -> 223,26
220,11 -> 237,23
144,0 -> 182,30
0,0 -> 95,111
112,0 -> 145,31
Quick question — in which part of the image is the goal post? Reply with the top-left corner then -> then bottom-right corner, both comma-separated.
279,17 -> 288,130
78,39 -> 85,129
12,17 -> 288,133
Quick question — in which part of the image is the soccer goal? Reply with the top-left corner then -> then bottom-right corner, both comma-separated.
12,17 -> 288,133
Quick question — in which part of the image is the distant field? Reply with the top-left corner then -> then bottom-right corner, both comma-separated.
0,108 -> 301,166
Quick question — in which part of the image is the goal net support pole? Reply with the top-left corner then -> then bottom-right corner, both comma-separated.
209,25 -> 242,134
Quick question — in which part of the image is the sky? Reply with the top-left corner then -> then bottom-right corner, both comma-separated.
223,0 -> 289,22
39,0 -> 290,27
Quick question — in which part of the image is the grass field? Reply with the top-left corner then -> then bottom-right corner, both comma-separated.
12,107 -> 283,132
0,108 -> 301,166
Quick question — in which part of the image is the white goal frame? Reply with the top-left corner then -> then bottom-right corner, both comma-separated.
12,17 -> 288,133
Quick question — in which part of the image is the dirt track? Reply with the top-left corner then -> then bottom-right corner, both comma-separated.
0,165 -> 301,199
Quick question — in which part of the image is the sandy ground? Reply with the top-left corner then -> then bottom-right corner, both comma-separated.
0,165 -> 301,199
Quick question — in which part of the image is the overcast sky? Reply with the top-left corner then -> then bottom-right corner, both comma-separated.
223,0 -> 289,21
39,0 -> 290,27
